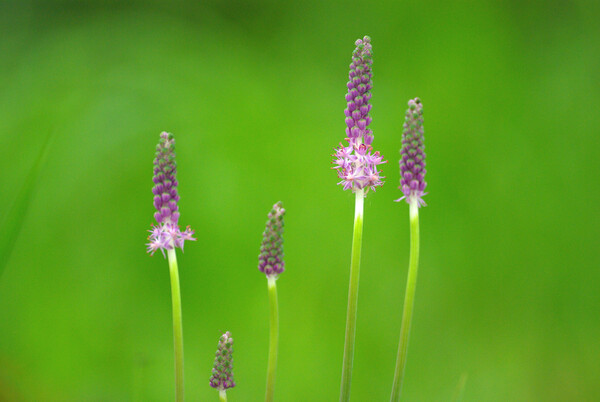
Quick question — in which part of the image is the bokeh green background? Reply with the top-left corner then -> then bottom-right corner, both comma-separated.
1,1 -> 599,400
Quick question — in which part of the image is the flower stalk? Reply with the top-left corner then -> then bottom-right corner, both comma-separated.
390,98 -> 427,401
258,202 -> 286,402
390,199 -> 419,401
266,276 -> 279,402
146,132 -> 195,402
334,36 -> 385,402
168,248 -> 185,402
340,188 -> 364,401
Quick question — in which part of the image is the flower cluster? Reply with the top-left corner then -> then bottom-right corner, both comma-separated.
333,36 -> 386,193
397,98 -> 427,206
210,331 -> 236,391
147,132 -> 195,256
258,202 -> 285,278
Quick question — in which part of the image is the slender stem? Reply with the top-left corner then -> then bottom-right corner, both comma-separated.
219,389 -> 227,402
167,248 -> 185,402
340,189 -> 365,402
390,199 -> 420,402
451,373 -> 469,402
265,276 -> 279,402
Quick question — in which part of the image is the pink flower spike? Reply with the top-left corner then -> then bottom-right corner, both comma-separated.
332,36 -> 386,194
147,132 -> 196,257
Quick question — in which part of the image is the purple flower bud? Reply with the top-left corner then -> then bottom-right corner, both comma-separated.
332,36 -> 386,194
258,202 -> 285,278
209,331 -> 236,391
147,132 -> 196,256
396,98 -> 427,206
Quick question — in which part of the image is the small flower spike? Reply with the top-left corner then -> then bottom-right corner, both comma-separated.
210,331 -> 236,391
147,132 -> 195,256
258,202 -> 286,278
333,36 -> 386,193
397,98 -> 427,207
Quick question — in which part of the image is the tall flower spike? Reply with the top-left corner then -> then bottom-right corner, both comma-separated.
210,331 -> 236,391
332,36 -> 386,193
147,132 -> 195,256
397,98 -> 427,207
258,202 -> 285,278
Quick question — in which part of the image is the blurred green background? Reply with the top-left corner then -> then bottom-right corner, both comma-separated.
1,0 -> 599,400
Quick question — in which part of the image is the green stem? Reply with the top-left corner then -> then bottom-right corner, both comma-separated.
219,389 -> 227,402
340,189 -> 364,402
167,248 -> 185,402
390,199 -> 420,402
452,373 -> 469,402
265,277 -> 279,402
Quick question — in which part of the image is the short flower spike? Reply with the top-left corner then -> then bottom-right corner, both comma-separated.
258,202 -> 286,278
397,98 -> 427,207
210,331 -> 236,391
